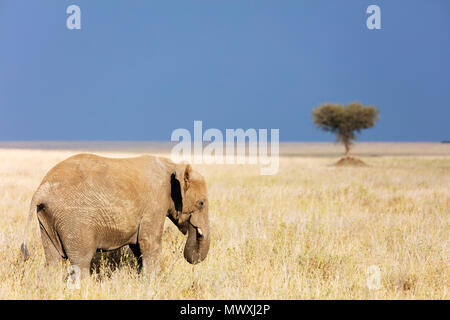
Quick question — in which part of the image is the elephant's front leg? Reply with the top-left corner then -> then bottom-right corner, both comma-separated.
138,216 -> 165,275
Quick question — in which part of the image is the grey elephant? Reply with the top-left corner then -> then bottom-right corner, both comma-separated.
21,154 -> 210,278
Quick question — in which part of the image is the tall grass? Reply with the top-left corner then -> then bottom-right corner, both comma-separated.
0,146 -> 448,299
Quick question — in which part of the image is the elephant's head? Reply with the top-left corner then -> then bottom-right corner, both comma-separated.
169,163 -> 210,264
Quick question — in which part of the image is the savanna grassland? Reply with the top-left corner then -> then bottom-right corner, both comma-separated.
0,143 -> 448,299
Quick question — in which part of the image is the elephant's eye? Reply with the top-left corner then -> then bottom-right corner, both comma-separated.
197,200 -> 205,208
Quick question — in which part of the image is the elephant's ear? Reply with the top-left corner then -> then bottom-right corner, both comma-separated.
171,163 -> 192,212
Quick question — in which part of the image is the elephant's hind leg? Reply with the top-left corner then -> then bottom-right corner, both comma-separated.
66,248 -> 96,279
39,224 -> 65,266
63,234 -> 97,279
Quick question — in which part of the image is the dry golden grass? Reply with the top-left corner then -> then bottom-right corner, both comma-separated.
0,144 -> 448,299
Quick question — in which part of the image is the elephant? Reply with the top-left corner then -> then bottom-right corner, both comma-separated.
20,153 -> 210,278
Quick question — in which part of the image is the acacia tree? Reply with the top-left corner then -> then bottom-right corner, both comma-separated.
312,102 -> 379,156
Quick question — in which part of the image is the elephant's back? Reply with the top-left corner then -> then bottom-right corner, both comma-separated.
36,154 -> 162,211
42,153 -> 171,183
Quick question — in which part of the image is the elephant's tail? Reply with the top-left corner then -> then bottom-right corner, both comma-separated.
21,195 -> 44,261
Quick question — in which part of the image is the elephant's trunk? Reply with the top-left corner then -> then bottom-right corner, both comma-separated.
183,220 -> 210,264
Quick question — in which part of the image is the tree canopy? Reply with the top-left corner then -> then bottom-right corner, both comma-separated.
312,102 -> 379,155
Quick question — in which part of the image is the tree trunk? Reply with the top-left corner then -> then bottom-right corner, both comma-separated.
344,142 -> 350,157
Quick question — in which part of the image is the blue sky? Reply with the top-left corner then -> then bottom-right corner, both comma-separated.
0,0 -> 449,141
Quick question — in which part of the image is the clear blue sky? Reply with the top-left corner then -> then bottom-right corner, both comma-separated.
0,0 -> 449,141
